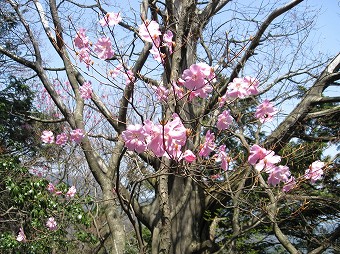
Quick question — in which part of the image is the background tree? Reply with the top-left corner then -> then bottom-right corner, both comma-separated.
0,0 -> 339,253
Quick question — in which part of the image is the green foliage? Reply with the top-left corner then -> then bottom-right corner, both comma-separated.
0,156 -> 97,253
0,77 -> 38,155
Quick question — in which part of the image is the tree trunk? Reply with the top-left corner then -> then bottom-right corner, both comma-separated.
150,176 -> 215,254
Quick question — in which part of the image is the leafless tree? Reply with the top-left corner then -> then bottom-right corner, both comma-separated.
0,0 -> 339,253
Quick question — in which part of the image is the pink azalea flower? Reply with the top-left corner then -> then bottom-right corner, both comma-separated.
70,129 -> 85,143
66,186 -> 76,198
163,30 -> 174,54
267,165 -> 291,186
216,110 -> 233,130
243,76 -> 259,95
109,64 -> 123,78
182,64 -> 208,90
255,151 -> 281,172
46,217 -> 57,231
55,133 -> 68,146
199,130 -> 215,157
138,20 -> 161,42
78,47 -> 92,68
255,99 -> 278,123
47,183 -> 55,193
216,145 -> 232,171
41,130 -> 54,144
16,227 -> 26,242
181,150 -> 196,163
122,124 -> 147,153
153,84 -> 169,102
188,84 -> 213,100
99,12 -> 122,27
305,160 -> 325,183
149,44 -> 163,62
248,144 -> 268,165
227,77 -> 259,98
94,37 -> 114,60
282,176 -> 296,192
171,81 -> 184,99
79,81 -> 92,99
248,145 -> 281,172
182,63 -> 215,99
74,28 -> 89,49
124,69 -> 135,85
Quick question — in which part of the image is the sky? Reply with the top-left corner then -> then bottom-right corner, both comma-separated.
313,0 -> 340,56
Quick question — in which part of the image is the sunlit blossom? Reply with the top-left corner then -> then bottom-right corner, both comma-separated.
41,130 -> 54,144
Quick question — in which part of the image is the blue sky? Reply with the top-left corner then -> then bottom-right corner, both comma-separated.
314,0 -> 340,55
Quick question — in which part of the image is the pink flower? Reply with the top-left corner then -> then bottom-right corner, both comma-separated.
41,130 -> 54,144
182,64 -> 208,90
153,84 -> 169,102
55,133 -> 68,146
267,165 -> 291,186
47,183 -> 55,193
110,64 -> 123,78
255,99 -> 278,123
124,69 -> 135,85
94,37 -> 114,59
46,217 -> 57,231
122,124 -> 147,153
138,20 -> 161,42
305,160 -> 325,183
199,130 -> 215,157
181,150 -> 196,163
255,151 -> 281,172
78,47 -> 92,68
66,186 -> 76,198
283,176 -> 296,192
216,145 -> 232,171
79,81 -> 92,99
216,110 -> 233,130
248,145 -> 268,165
163,30 -> 174,54
74,28 -> 89,49
16,227 -> 26,242
99,12 -> 122,27
171,81 -> 184,99
248,145 -> 281,172
227,77 -> 259,98
182,63 -> 215,99
70,129 -> 85,143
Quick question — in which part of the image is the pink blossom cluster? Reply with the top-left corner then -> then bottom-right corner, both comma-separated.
248,144 -> 295,192
199,130 -> 216,157
108,64 -> 135,86
47,183 -> 77,198
215,145 -> 232,171
74,28 -> 92,68
74,11 -> 120,67
46,217 -> 57,231
219,77 -> 259,107
99,12 -> 122,27
41,129 -> 85,145
255,99 -> 278,123
122,113 -> 196,161
79,81 -> 92,99
217,110 -> 233,130
151,82 -> 184,102
305,160 -> 325,183
180,63 -> 216,99
138,20 -> 174,62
